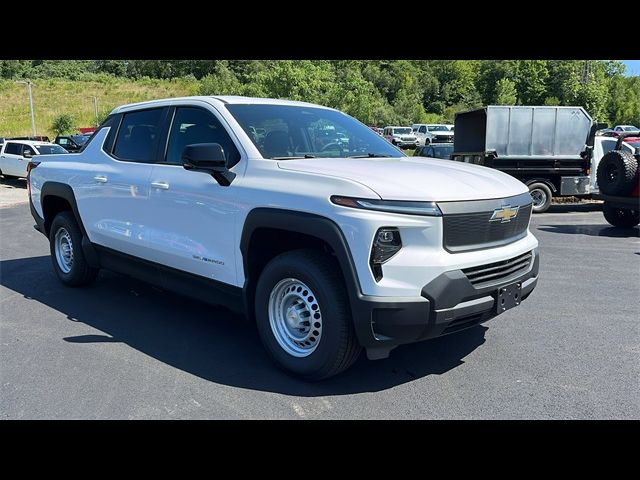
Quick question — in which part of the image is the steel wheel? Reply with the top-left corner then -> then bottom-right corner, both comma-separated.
268,278 -> 323,357
530,188 -> 547,209
54,227 -> 74,274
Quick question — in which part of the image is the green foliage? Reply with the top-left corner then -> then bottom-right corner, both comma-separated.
495,78 -> 518,105
51,113 -> 75,135
1,60 -> 637,135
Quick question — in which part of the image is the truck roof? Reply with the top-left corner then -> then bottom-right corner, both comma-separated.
110,95 -> 333,115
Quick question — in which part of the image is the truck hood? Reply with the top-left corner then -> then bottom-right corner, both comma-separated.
278,157 -> 527,201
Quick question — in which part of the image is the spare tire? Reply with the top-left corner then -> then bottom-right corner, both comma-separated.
597,150 -> 638,196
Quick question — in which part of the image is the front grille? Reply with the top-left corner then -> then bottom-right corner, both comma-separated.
434,134 -> 453,142
462,251 -> 533,288
442,203 -> 532,252
401,137 -> 415,142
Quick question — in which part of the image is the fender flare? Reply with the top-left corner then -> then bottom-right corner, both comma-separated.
40,181 -> 99,268
239,207 -> 363,316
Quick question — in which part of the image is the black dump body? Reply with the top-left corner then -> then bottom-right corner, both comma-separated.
452,106 -> 592,182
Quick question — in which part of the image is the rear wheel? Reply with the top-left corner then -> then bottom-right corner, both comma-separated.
528,182 -> 553,213
255,249 -> 361,380
49,211 -> 99,286
602,203 -> 639,228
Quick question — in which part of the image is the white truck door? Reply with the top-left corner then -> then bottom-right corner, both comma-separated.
0,142 -> 24,177
74,109 -> 165,259
146,106 -> 242,286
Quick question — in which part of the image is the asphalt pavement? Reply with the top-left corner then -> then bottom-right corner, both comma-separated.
1,188 -> 638,418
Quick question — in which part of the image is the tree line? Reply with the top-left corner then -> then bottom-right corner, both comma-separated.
1,60 -> 638,127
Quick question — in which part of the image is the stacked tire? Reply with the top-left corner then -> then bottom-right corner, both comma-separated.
596,150 -> 639,227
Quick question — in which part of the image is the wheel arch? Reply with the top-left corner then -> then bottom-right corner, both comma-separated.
240,208 -> 362,322
40,182 -> 99,268
524,177 -> 557,193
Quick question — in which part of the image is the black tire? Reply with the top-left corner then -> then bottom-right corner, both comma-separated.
255,249 -> 361,380
424,138 -> 431,145
49,211 -> 99,287
597,150 -> 638,196
528,182 -> 553,213
602,203 -> 639,228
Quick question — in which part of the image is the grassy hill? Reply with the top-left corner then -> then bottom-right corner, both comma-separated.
0,78 -> 200,139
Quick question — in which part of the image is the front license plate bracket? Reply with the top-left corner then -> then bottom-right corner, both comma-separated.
496,282 -> 522,314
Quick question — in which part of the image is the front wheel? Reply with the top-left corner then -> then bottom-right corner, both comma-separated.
603,203 -> 639,227
49,211 -> 99,286
528,182 -> 553,213
255,249 -> 361,380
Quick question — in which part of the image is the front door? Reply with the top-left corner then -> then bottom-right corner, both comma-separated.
0,142 -> 25,177
146,106 -> 243,286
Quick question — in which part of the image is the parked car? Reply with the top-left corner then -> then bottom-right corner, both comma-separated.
593,132 -> 639,227
383,126 -> 418,148
612,125 -> 639,136
28,95 -> 538,379
54,134 -> 93,153
10,135 -> 51,142
414,143 -> 454,159
0,140 -> 68,179
411,124 -> 454,146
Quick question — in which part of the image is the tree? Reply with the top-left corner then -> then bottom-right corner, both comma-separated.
515,60 -> 549,104
51,114 -> 75,135
495,78 -> 518,105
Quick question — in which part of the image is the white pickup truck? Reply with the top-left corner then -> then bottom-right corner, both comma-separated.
28,96 -> 539,379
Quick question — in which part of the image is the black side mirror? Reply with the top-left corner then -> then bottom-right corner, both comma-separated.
23,150 -> 33,159
182,143 -> 235,186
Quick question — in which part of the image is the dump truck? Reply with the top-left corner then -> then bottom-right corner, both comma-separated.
452,106 -> 594,213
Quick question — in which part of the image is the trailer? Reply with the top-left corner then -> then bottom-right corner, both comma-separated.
452,106 -> 594,213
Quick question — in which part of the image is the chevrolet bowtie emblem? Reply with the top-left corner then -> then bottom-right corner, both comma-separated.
490,205 -> 520,223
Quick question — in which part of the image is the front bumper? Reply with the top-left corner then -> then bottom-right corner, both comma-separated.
352,248 -> 539,359
393,140 -> 419,148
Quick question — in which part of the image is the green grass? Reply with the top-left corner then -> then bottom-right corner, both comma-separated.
0,78 -> 200,139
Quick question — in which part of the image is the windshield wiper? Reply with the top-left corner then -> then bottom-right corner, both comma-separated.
348,153 -> 392,158
271,155 -> 316,160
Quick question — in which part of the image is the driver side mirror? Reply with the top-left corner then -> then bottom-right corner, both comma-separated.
23,150 -> 33,159
182,143 -> 235,187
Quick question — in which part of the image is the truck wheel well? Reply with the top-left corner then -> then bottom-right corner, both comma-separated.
42,195 -> 72,236
524,177 -> 558,193
244,228 -> 336,319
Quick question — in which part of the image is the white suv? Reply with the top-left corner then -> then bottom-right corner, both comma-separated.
0,140 -> 67,179
28,96 -> 539,380
412,124 -> 455,146
383,126 -> 419,149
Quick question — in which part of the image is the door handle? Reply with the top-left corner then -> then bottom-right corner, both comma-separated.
151,181 -> 169,190
94,175 -> 108,183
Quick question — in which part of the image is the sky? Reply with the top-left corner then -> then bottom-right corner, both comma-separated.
622,60 -> 639,76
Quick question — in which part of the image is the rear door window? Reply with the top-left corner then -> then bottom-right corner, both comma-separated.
113,108 -> 165,162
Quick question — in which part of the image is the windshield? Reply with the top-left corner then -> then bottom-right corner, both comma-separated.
427,125 -> 449,132
623,126 -> 639,131
393,128 -> 412,135
35,144 -> 68,154
226,104 -> 404,159
71,135 -> 91,145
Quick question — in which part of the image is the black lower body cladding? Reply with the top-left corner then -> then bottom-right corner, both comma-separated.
352,249 -> 540,359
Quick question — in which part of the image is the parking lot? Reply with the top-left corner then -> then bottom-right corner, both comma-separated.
1,180 -> 638,419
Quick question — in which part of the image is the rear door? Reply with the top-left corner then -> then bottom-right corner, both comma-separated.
76,107 -> 168,259
0,142 -> 24,177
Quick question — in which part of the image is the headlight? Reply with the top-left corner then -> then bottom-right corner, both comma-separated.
370,227 -> 402,281
331,196 -> 442,216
